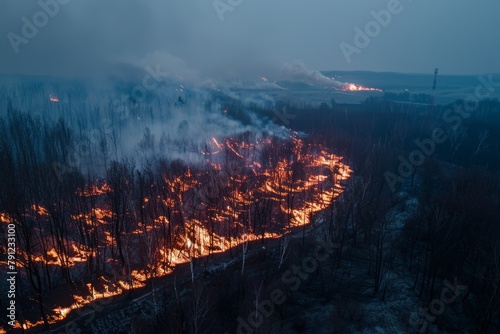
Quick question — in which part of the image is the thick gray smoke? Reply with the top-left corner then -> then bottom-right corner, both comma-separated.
280,62 -> 347,88
0,72 -> 290,176
0,57 -> 344,178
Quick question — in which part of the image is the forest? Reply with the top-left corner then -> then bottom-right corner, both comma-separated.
1,81 -> 500,333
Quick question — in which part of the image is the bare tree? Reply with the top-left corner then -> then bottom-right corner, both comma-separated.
478,239 -> 500,333
188,285 -> 210,334
469,130 -> 490,162
278,235 -> 290,269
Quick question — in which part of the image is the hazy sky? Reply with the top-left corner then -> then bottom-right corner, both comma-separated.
1,0 -> 499,79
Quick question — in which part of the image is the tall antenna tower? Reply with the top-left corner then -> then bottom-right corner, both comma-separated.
429,68 -> 439,115
432,68 -> 439,91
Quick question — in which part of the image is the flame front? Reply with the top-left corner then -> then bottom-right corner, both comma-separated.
341,83 -> 382,92
3,134 -> 351,330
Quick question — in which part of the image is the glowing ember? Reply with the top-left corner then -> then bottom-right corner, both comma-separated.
0,212 -> 11,223
79,182 -> 111,196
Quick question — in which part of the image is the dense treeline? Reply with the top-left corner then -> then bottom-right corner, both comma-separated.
1,87 -> 500,333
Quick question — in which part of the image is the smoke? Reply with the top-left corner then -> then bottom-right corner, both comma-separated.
125,95 -> 277,163
280,62 -> 347,88
0,74 -> 290,174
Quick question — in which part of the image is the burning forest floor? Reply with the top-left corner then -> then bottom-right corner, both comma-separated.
4,98 -> 497,333
15,189 -> 471,334
25,222 -> 328,334
24,190 -> 469,334
1,131 -> 353,332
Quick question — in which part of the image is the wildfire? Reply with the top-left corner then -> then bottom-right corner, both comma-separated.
53,307 -> 71,319
341,83 -> 382,92
31,204 -> 49,216
3,133 -> 352,331
79,182 -> 111,196
0,212 -> 11,223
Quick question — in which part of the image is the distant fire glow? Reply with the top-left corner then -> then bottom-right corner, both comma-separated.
340,83 -> 382,92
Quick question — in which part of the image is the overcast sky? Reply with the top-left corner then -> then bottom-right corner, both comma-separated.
1,0 -> 499,79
